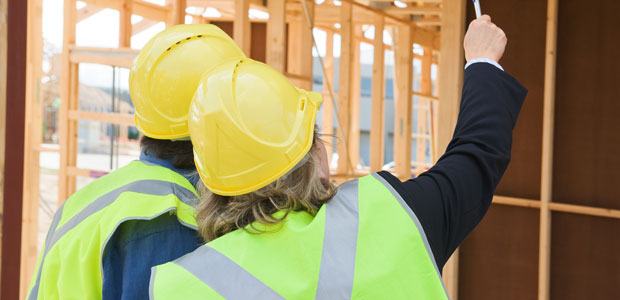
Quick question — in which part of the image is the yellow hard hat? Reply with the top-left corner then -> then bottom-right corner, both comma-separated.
189,59 -> 323,196
129,24 -> 245,139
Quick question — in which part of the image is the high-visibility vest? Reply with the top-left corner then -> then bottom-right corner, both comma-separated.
150,173 -> 448,299
27,160 -> 198,300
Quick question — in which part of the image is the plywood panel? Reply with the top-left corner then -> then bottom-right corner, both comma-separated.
553,0 -> 620,210
466,0 -> 547,199
550,213 -> 620,299
458,205 -> 539,300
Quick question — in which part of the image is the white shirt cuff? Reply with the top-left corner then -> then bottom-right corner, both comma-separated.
465,58 -> 504,71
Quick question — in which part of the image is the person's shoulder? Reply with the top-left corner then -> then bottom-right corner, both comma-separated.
114,213 -> 197,248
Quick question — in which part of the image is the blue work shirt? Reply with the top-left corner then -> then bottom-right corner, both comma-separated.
102,151 -> 203,300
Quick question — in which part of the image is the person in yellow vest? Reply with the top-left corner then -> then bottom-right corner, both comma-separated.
150,15 -> 527,299
27,25 -> 245,300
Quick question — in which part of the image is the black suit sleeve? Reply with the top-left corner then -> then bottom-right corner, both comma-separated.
378,63 -> 528,270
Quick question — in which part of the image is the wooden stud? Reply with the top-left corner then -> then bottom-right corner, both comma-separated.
1,0 -> 28,297
539,0 -> 558,299
20,0 -> 43,296
437,0 -> 466,298
392,24 -> 412,180
416,48 -> 432,170
266,0 -> 286,72
168,0 -> 186,25
0,0 -> 7,285
119,0 -> 132,47
349,26 -> 362,170
58,0 -> 77,202
322,31 -> 335,162
234,0 -> 251,54
336,1 -> 354,175
369,15 -> 385,172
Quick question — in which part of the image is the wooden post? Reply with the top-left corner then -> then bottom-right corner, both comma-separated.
322,31 -> 335,162
369,15 -> 385,172
0,0 -> 8,285
417,48 -> 432,169
58,0 -> 77,202
1,0 -> 28,297
119,0 -> 133,47
392,24 -> 412,180
169,0 -> 186,25
438,0 -> 466,298
336,1 -> 354,175
20,0 -> 43,296
539,0 -> 558,299
287,0 -> 314,90
234,0 -> 251,54
349,26 -> 361,169
266,0 -> 286,72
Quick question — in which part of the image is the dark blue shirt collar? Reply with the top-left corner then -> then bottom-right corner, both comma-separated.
139,150 -> 200,187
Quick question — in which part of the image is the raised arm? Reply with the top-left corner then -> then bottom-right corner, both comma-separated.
378,15 -> 528,270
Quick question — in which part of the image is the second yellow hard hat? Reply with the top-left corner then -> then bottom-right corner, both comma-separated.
189,59 -> 323,196
129,24 -> 245,140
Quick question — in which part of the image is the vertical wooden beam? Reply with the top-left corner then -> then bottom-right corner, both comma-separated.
119,0 -> 133,47
336,1 -> 354,175
169,0 -> 186,25
438,0 -> 466,298
392,24 -> 412,180
1,0 -> 28,297
349,26 -> 361,169
322,31 -> 335,161
0,0 -> 8,283
539,0 -> 558,299
417,48 -> 432,168
287,0 -> 314,90
234,0 -> 251,54
58,0 -> 77,202
266,0 -> 286,72
369,15 -> 385,172
20,0 -> 43,296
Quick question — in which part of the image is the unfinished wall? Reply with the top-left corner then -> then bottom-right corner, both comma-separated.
458,0 -> 547,299
551,0 -> 620,299
459,0 -> 620,299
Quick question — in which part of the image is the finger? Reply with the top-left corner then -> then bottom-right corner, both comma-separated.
479,14 -> 491,22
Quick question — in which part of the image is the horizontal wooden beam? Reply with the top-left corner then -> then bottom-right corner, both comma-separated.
76,5 -> 102,22
133,0 -> 169,20
69,46 -> 137,68
384,5 -> 442,15
493,195 -> 620,220
68,110 -> 135,126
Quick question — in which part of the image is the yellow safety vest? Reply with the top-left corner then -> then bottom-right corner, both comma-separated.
150,173 -> 447,299
27,160 -> 198,300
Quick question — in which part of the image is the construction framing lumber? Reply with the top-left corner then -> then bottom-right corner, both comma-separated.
349,26 -> 361,168
321,31 -> 335,161
265,0 -> 286,72
68,111 -> 135,127
119,0 -> 132,47
369,15 -> 385,172
437,0 -> 466,298
392,24 -> 412,180
384,5 -> 442,15
539,0 -> 558,298
336,1 -> 354,175
68,46 -> 138,68
234,0 -> 251,54
1,0 -> 28,298
20,0 -> 43,296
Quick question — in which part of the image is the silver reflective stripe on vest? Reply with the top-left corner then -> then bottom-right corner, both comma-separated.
174,245 -> 284,300
315,180 -> 359,300
28,180 -> 198,300
371,173 -> 449,296
28,205 -> 64,300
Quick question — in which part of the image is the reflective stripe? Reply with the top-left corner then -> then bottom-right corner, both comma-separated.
174,245 -> 283,299
28,180 -> 198,300
28,205 -> 64,300
371,173 -> 449,296
315,180 -> 359,299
